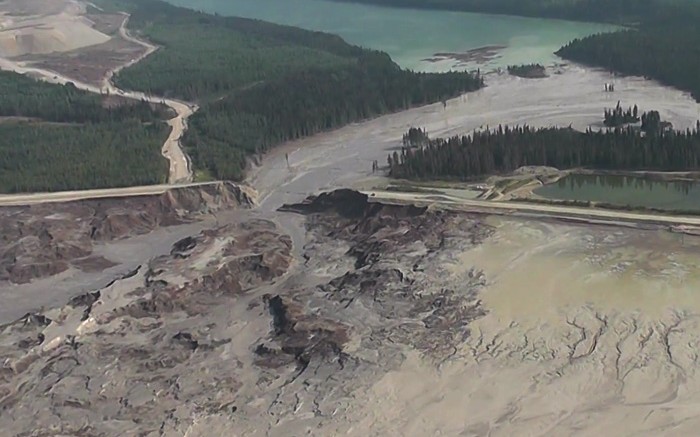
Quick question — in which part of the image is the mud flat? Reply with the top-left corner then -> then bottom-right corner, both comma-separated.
250,64 -> 700,212
4,190 -> 700,435
347,213 -> 700,436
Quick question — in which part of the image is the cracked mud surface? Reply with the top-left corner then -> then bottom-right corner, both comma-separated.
4,189 -> 700,435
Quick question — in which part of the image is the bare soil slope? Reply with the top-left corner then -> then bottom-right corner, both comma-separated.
0,182 -> 253,285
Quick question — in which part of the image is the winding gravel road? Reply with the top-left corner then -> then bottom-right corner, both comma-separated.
0,8 -> 194,183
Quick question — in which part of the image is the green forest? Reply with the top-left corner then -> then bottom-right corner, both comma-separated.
97,0 -> 483,181
0,71 -> 169,123
0,71 -> 169,193
388,123 -> 700,180
329,0 -> 700,103
0,122 -> 169,193
557,25 -> 700,101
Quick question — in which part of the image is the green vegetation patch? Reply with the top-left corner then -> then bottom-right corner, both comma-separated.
0,71 -> 168,123
389,123 -> 700,180
507,64 -> 547,78
558,26 -> 700,102
113,21 -> 353,101
0,121 -> 168,193
0,71 -> 169,193
97,0 -> 483,181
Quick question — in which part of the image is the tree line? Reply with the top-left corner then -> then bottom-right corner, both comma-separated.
388,123 -> 700,180
604,102 -> 639,127
602,104 -> 670,134
0,71 -> 169,123
98,0 -> 484,181
0,71 -> 170,193
557,25 -> 700,102
0,121 -> 169,193
184,54 -> 482,180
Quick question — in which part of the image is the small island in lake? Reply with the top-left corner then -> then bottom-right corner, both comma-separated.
507,63 -> 547,78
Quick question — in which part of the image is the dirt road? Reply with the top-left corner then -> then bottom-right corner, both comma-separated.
3,49 -> 700,435
0,182 -> 219,206
108,14 -> 195,183
368,189 -> 700,228
0,1 -> 194,183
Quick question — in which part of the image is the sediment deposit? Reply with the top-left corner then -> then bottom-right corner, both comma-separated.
0,182 -> 253,284
4,189 -> 700,435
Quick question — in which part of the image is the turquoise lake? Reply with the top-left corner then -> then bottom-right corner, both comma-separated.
164,0 -> 617,72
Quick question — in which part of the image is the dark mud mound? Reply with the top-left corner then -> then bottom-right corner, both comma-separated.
280,188 -> 427,219
280,189 -> 370,218
254,294 -> 350,371
285,190 -> 494,356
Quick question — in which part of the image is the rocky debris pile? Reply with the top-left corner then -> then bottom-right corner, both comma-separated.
254,294 -> 350,373
0,217 -> 292,436
226,190 -> 495,430
0,182 -> 254,284
280,188 -> 426,221
0,190 -> 497,435
283,190 -> 493,358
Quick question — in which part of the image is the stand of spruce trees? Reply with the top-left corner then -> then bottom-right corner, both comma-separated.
0,71 -> 169,193
603,102 -> 639,127
100,0 -> 484,181
389,122 -> 700,180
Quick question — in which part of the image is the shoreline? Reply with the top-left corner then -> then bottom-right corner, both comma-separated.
384,166 -> 700,217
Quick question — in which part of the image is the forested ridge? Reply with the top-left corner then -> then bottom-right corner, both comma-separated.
0,71 -> 169,193
96,0 -> 483,181
389,123 -> 700,180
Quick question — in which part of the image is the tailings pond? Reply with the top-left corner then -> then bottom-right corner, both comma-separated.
535,174 -> 700,211
166,0 -> 617,72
